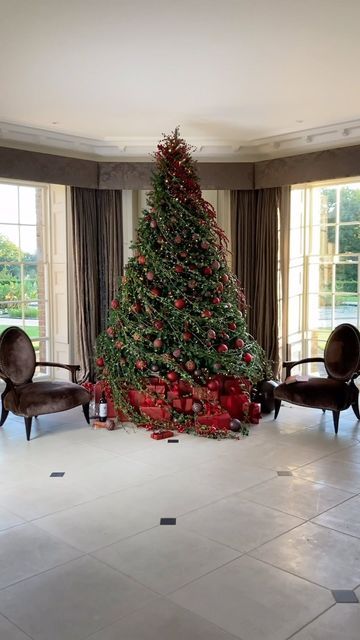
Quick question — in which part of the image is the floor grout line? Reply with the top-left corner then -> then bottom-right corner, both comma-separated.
284,601 -> 337,640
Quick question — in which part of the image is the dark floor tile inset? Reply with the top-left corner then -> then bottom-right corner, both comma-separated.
168,439 -> 179,443
50,472 -> 65,477
160,517 -> 176,525
277,471 -> 293,476
332,590 -> 359,603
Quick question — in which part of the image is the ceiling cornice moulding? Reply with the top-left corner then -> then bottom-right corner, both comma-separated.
2,118 -> 360,162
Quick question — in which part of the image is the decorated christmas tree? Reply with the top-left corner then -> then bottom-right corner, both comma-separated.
96,129 -> 269,437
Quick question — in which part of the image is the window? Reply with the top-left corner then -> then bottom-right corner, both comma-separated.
289,180 -> 360,375
0,181 -> 50,371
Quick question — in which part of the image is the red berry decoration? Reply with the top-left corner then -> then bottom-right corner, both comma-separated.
185,360 -> 196,372
228,322 -> 237,331
137,255 -> 146,265
211,260 -> 220,270
154,319 -> 164,330
115,340 -> 124,350
221,274 -> 229,283
201,240 -> 209,250
173,348 -> 181,358
221,332 -> 230,341
135,359 -> 147,370
150,219 -> 157,229
174,235 -> 182,244
217,283 -> 224,293
106,327 -> 115,338
111,299 -> 119,310
151,287 -> 161,297
153,338 -> 163,349
146,271 -> 154,281
167,371 -> 179,382
235,338 -> 245,348
201,309 -> 213,318
217,343 -> 228,353
131,302 -> 142,313
243,352 -> 253,363
202,266 -> 213,276
179,251 -> 188,258
183,331 -> 192,341
207,329 -> 216,340
212,297 -> 221,305
207,379 -> 219,391
175,264 -> 184,273
96,357 -> 105,368
174,299 -> 186,309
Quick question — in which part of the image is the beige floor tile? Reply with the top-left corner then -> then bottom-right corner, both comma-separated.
291,603 -> 360,639
312,494 -> 360,538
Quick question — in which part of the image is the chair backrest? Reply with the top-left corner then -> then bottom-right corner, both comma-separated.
324,323 -> 360,381
0,326 -> 36,385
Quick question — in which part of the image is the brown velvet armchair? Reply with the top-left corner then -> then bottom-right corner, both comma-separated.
0,326 -> 90,440
274,323 -> 360,434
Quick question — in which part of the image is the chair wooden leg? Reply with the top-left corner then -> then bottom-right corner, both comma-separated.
0,401 -> 9,427
82,402 -> 90,424
24,417 -> 32,441
352,401 -> 360,420
321,409 -> 326,413
274,399 -> 281,419
332,411 -> 340,435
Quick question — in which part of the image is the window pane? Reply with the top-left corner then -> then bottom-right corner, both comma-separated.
20,225 -> 37,256
335,263 -> 358,292
0,184 -> 18,223
339,224 -> 360,253
320,188 -> 336,224
320,225 -> 335,254
0,271 -> 22,305
19,187 -> 37,224
308,293 -> 333,329
288,295 -> 302,334
0,226 -> 20,261
334,295 -> 358,325
339,186 -> 360,222
24,264 -> 39,301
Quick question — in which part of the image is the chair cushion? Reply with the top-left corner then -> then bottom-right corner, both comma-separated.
274,377 -> 355,412
4,381 -> 90,417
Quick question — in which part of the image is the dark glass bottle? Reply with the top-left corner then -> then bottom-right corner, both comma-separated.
99,391 -> 108,422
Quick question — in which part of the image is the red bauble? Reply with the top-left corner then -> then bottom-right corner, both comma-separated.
202,266 -> 213,276
146,271 -> 154,281
151,287 -> 161,297
207,329 -> 216,340
211,260 -> 220,270
212,297 -> 221,305
174,235 -> 182,244
228,322 -> 237,331
135,359 -> 147,370
217,283 -> 224,293
167,371 -> 179,382
106,327 -> 115,338
96,357 -> 105,367
185,360 -> 196,372
111,299 -> 119,310
175,264 -> 184,273
201,240 -> 210,250
217,343 -> 228,353
235,338 -> 245,349
115,340 -> 124,350
189,264 -> 197,271
137,255 -> 146,265
243,352 -> 253,363
150,219 -> 157,229
221,332 -> 230,341
201,309 -> 213,318
174,299 -> 186,309
154,319 -> 164,330
207,379 -> 219,391
221,274 -> 229,283
153,338 -> 163,349
183,331 -> 192,341
131,302 -> 142,314
173,348 -> 181,358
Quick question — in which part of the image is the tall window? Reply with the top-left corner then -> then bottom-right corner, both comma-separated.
289,180 -> 360,375
0,181 -> 50,369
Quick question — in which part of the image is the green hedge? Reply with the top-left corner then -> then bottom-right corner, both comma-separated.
8,307 -> 39,319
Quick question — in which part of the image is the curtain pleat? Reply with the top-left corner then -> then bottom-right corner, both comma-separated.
231,188 -> 280,374
71,187 -> 123,381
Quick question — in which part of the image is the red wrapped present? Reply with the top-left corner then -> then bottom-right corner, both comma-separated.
197,412 -> 231,429
146,383 -> 166,396
178,380 -> 193,395
128,389 -> 148,408
220,394 -> 249,418
223,376 -> 252,395
151,430 -> 174,440
172,397 -> 193,414
167,390 -> 180,402
140,406 -> 171,421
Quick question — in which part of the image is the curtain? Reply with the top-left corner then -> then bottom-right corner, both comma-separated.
71,187 -> 123,381
231,188 -> 281,375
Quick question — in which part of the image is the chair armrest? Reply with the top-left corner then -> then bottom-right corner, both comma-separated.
283,357 -> 324,378
36,362 -> 80,383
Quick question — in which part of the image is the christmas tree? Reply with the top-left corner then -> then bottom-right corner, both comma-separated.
96,129 -> 269,437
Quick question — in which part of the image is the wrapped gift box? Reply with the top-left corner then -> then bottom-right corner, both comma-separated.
167,390 -> 180,402
197,412 -> 231,429
172,397 -> 193,414
128,389 -> 149,408
140,406 -> 171,421
151,430 -> 174,440
219,394 -> 249,418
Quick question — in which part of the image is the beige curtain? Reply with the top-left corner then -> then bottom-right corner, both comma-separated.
231,188 -> 281,374
71,187 -> 123,381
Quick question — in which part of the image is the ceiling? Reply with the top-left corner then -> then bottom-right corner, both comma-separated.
1,0 -> 360,161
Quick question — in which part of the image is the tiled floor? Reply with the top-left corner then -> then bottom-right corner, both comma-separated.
0,405 -> 359,640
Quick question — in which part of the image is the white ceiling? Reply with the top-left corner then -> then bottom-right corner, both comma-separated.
1,0 -> 360,161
